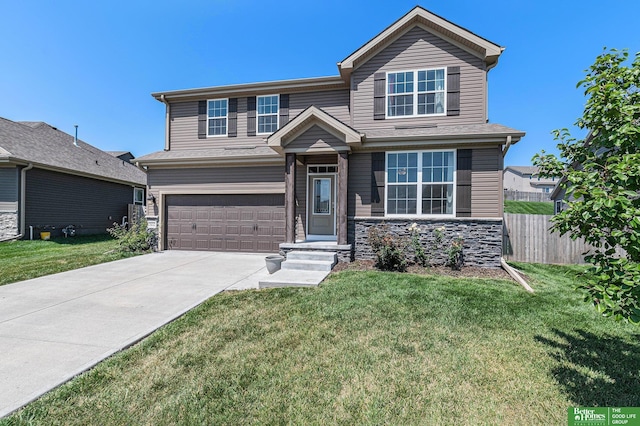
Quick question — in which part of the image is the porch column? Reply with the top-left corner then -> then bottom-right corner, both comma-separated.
285,152 -> 296,243
337,151 -> 348,245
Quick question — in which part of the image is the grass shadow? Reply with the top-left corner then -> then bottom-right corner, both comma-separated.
49,234 -> 114,245
535,328 -> 640,406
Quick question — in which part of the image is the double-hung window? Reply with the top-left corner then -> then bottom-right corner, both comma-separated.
207,99 -> 228,136
387,68 -> 446,117
386,150 -> 455,216
257,95 -> 279,134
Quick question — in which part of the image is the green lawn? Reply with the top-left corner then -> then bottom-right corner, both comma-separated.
504,200 -> 555,215
0,235 -> 136,286
4,263 -> 638,425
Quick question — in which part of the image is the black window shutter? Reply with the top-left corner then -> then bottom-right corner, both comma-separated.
247,96 -> 257,136
373,72 -> 386,120
228,98 -> 238,137
456,149 -> 472,217
279,94 -> 289,128
447,66 -> 460,116
198,100 -> 207,139
371,152 -> 386,216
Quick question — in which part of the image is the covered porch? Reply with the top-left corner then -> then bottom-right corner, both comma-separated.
267,106 -> 363,259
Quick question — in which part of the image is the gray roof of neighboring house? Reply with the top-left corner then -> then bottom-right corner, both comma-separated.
106,151 -> 133,158
0,117 -> 146,186
504,166 -> 540,175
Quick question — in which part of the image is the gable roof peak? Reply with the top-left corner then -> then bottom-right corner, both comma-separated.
338,6 -> 504,79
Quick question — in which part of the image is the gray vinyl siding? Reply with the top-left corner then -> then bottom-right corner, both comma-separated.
289,90 -> 350,123
471,147 -> 503,218
146,165 -> 285,215
24,168 -> 134,236
348,152 -> 371,217
169,90 -> 350,151
351,26 -> 487,130
147,165 -> 284,198
286,125 -> 346,151
0,167 -> 19,211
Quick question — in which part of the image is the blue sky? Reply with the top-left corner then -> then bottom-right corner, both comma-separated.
1,1 -> 638,166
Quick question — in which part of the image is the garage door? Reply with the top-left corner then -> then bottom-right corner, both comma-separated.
165,194 -> 285,252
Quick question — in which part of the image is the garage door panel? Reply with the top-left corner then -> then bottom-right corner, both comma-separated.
166,194 -> 285,253
196,210 -> 210,221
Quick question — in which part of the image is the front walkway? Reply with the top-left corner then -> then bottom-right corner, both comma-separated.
0,251 -> 269,418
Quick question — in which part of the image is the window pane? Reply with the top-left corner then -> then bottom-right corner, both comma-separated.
208,99 -> 227,118
313,179 -> 331,214
435,92 -> 445,114
388,94 -> 413,116
208,118 -> 226,135
387,184 -> 417,215
416,68 -> 445,115
422,183 -> 453,215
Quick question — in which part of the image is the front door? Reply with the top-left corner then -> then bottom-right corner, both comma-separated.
307,174 -> 336,237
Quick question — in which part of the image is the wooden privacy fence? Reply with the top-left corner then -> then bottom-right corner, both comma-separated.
504,190 -> 551,202
502,213 -> 624,264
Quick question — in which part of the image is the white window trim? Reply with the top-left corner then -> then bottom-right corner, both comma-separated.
133,187 -> 144,205
384,149 -> 457,218
385,67 -> 447,119
206,98 -> 228,138
257,94 -> 280,135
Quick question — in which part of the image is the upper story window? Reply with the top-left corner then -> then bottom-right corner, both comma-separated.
387,68 -> 446,118
207,99 -> 228,136
386,150 -> 455,216
257,95 -> 279,134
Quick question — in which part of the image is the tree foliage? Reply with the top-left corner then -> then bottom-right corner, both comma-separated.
534,48 -> 640,323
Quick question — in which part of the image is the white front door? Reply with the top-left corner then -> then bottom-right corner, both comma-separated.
307,174 -> 336,237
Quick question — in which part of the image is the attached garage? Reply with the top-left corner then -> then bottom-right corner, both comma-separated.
165,194 -> 285,253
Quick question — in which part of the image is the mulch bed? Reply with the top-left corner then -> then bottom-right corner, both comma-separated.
332,259 -> 513,280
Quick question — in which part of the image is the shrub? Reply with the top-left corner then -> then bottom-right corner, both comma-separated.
447,236 -> 464,270
107,219 -> 157,253
409,223 -> 446,267
368,224 -> 408,272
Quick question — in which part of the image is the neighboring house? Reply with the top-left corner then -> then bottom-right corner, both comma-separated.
503,166 -> 557,194
550,182 -> 567,214
136,6 -> 525,267
107,151 -> 136,163
0,118 -> 147,239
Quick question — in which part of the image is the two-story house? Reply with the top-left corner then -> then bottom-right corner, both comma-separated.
503,166 -> 557,194
136,6 -> 525,267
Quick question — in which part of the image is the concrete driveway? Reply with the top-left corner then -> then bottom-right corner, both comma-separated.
0,250 -> 270,418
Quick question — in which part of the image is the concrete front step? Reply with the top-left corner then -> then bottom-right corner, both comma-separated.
282,259 -> 334,272
259,269 -> 330,289
286,250 -> 338,263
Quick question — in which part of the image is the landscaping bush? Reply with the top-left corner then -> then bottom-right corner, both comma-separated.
107,219 -> 157,253
368,224 -> 408,272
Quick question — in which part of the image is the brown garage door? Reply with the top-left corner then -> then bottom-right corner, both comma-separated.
166,194 -> 285,252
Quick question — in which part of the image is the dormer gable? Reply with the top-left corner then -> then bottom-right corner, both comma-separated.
337,6 -> 504,80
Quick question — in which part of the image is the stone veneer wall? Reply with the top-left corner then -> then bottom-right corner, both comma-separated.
0,212 -> 18,240
351,217 -> 503,268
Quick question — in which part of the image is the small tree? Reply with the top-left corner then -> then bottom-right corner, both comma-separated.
533,48 -> 640,323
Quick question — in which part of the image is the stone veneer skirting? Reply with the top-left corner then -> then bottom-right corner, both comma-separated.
350,217 -> 503,268
0,211 -> 19,240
